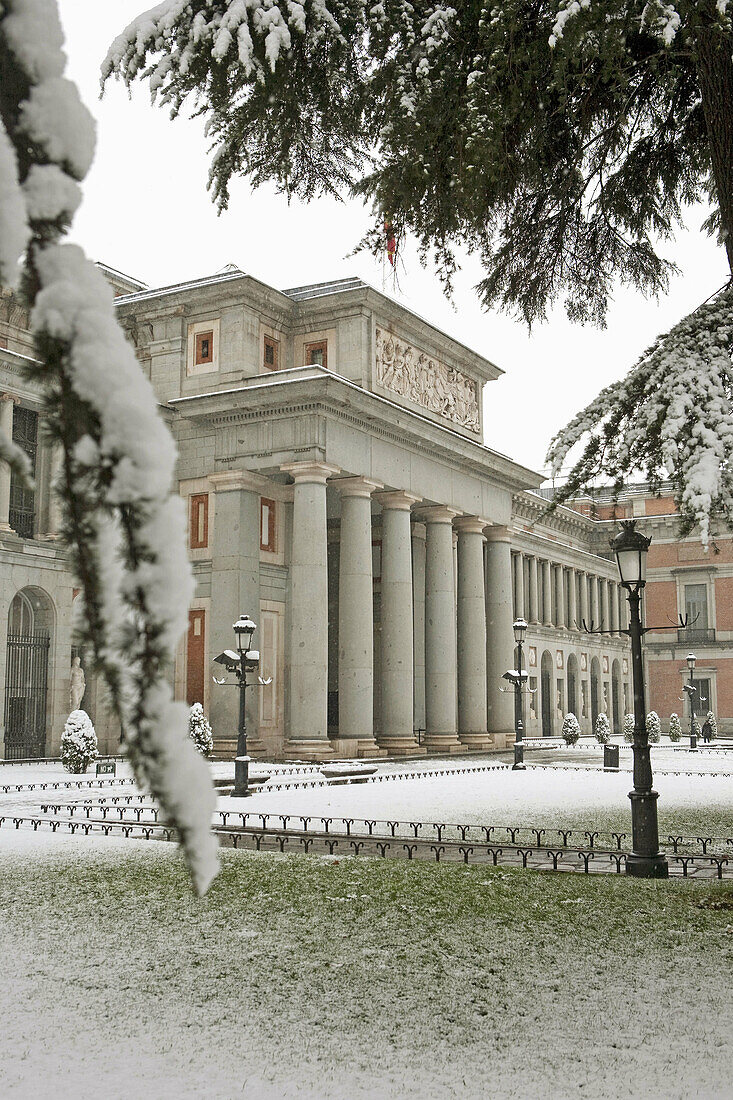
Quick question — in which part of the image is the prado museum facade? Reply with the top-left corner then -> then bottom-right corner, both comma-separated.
0,265 -> 726,761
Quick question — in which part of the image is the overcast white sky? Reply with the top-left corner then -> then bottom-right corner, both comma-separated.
58,1 -> 730,477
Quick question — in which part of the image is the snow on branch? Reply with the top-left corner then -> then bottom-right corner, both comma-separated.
0,0 -> 218,894
546,284 -> 733,547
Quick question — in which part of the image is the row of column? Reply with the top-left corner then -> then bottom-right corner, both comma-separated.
282,462 -> 514,759
512,552 -> 627,634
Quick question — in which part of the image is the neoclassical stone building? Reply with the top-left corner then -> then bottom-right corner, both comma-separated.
0,266 -> 633,759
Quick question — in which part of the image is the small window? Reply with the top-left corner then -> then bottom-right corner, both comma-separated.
195,331 -> 214,365
305,340 -> 328,368
190,493 -> 209,550
260,497 -> 276,552
264,335 -> 279,371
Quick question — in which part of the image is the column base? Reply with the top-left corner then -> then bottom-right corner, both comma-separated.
0,523 -> 15,534
376,735 -> 428,757
488,731 -> 512,751
458,732 -> 494,751
329,738 -> 388,760
424,732 -> 463,754
625,853 -> 669,879
284,739 -> 335,762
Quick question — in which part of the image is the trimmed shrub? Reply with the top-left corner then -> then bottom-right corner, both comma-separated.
562,712 -> 581,746
646,711 -> 661,743
623,714 -> 635,743
668,713 -> 682,742
188,702 -> 213,757
706,711 -> 718,739
594,712 -> 611,744
61,710 -> 99,774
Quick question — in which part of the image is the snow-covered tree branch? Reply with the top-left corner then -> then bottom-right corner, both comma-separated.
0,0 -> 218,894
547,284 -> 733,546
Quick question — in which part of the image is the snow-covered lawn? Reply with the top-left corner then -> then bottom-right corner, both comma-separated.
224,766 -> 733,842
0,829 -> 731,1100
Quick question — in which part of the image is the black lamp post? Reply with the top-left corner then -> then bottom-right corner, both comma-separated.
512,618 -> 528,769
610,520 -> 668,879
686,652 -> 698,751
232,613 -> 257,798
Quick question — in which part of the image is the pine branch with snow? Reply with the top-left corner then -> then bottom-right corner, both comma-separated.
546,285 -> 733,547
0,0 -> 217,894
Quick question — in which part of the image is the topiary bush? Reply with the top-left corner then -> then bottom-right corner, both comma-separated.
60,710 -> 99,774
623,714 -> 635,743
188,702 -> 213,757
562,712 -> 581,746
646,711 -> 661,743
594,712 -> 611,744
668,712 -> 681,742
706,711 -> 718,739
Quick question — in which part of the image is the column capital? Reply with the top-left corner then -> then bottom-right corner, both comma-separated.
418,504 -> 461,525
332,475 -> 384,498
454,515 -> 487,536
0,392 -> 20,404
375,489 -> 422,512
280,460 -> 341,485
483,523 -> 513,543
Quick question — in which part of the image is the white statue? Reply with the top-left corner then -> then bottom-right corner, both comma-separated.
70,656 -> 86,711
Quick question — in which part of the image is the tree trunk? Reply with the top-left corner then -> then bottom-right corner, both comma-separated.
694,22 -> 733,275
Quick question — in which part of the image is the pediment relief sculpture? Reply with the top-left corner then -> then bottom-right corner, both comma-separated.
375,326 -> 480,432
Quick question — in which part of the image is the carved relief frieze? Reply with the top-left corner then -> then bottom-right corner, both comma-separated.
375,326 -> 480,432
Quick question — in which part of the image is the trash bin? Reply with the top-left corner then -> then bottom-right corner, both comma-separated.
603,744 -> 619,772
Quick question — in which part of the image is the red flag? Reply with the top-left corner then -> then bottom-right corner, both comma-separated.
384,218 -> 396,266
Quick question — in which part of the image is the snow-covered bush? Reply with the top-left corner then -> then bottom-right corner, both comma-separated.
0,1 -> 217,893
562,713 -> 581,746
594,712 -> 611,745
189,703 -> 213,758
706,711 -> 718,739
646,711 -> 661,743
60,710 -> 98,774
668,713 -> 682,742
623,714 -> 635,743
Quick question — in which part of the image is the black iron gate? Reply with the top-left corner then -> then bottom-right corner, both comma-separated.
4,631 -> 50,759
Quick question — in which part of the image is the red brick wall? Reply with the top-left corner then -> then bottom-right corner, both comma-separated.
715,658 -> 733,716
645,495 -> 676,516
647,659 -> 685,718
644,579 -> 677,626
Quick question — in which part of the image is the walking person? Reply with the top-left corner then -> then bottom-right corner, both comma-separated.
701,715 -> 713,744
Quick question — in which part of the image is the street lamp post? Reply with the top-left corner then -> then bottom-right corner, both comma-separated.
232,614 -> 257,798
512,618 -> 528,769
686,652 -> 698,751
610,520 -> 668,879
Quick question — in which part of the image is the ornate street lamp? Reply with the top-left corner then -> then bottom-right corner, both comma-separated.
214,614 -> 259,798
502,618 -> 528,770
686,652 -> 698,751
610,520 -> 668,878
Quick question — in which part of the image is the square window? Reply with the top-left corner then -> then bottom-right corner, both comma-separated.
260,497 -> 276,552
190,493 -> 209,549
264,335 -> 279,371
195,331 -> 214,365
305,340 -> 328,369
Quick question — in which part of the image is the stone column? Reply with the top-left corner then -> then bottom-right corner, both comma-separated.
514,552 -> 525,620
281,460 -> 340,759
46,441 -> 63,538
209,470 -> 264,757
376,490 -> 422,754
601,578 -> 610,631
589,575 -> 598,627
0,394 -> 18,532
579,571 -> 588,629
556,565 -> 566,629
542,560 -> 553,625
334,477 -> 383,757
455,517 -> 490,749
422,505 -> 461,753
609,582 -> 619,634
568,567 -> 577,631
411,521 -> 427,740
485,525 -> 516,749
528,556 -> 539,624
